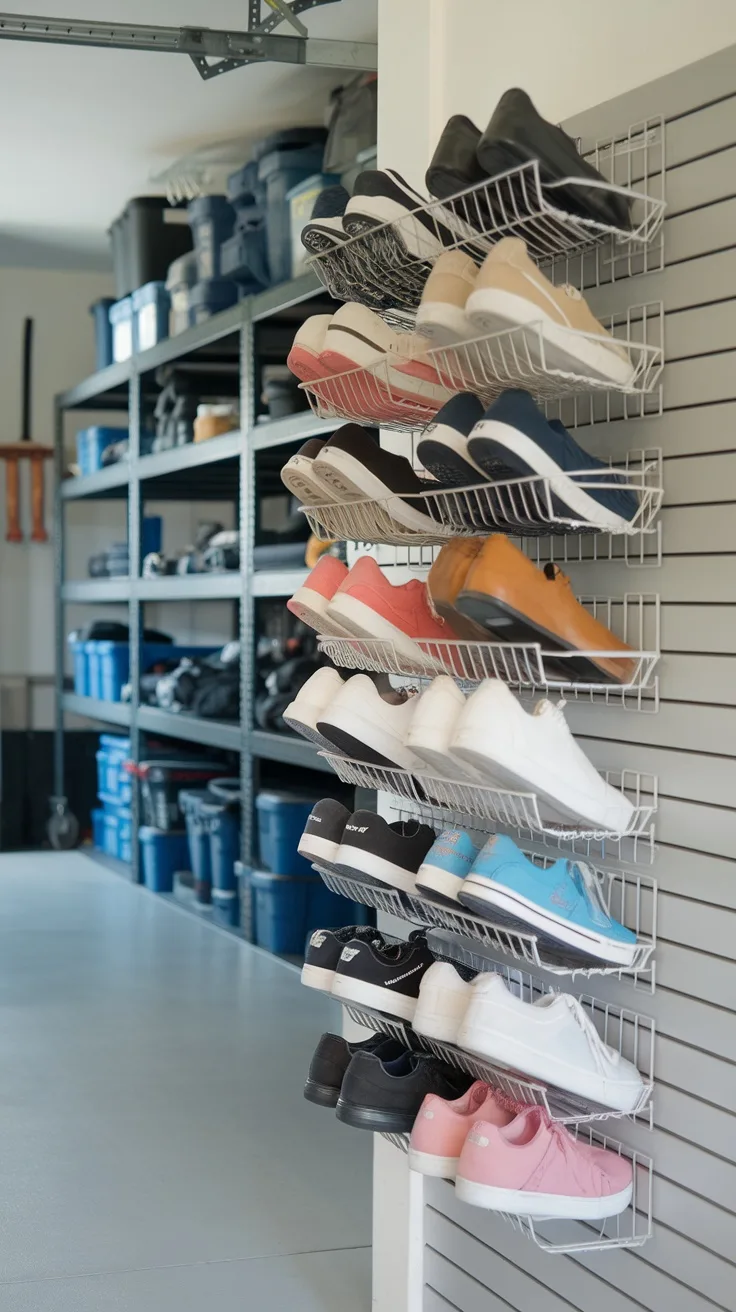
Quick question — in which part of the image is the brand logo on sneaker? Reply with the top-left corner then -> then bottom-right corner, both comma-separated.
310,931 -> 327,948
467,1129 -> 489,1148
550,884 -> 576,913
345,824 -> 369,834
339,947 -> 360,962
385,963 -> 425,987
422,1108 -> 435,1121
308,816 -> 322,825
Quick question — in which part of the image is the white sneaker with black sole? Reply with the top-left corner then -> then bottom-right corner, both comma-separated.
282,667 -> 346,751
297,797 -> 351,871
331,929 -> 436,1021
333,809 -> 436,895
301,925 -> 382,994
316,673 -> 423,771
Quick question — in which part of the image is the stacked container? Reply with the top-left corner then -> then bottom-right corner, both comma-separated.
92,734 -> 132,863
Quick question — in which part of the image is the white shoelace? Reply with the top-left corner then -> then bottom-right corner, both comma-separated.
560,994 -> 620,1074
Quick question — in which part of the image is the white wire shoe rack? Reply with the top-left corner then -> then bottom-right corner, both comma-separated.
342,986 -> 654,1126
307,122 -> 666,319
300,307 -> 663,432
301,449 -> 663,546
315,865 -> 656,985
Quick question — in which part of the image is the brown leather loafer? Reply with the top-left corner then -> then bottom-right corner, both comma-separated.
427,537 -> 489,640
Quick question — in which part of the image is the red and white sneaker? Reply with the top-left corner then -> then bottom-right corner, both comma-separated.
321,305 -> 453,422
287,556 -> 352,636
325,555 -> 459,671
287,315 -> 334,383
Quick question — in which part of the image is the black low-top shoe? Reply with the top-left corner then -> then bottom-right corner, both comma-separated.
477,88 -> 632,230
332,929 -> 436,1022
333,810 -> 436,896
301,185 -> 350,254
301,924 -> 381,994
343,168 -> 479,259
336,1049 -> 472,1132
426,114 -> 497,231
312,424 -> 448,535
297,798 -> 352,871
304,1032 -> 407,1108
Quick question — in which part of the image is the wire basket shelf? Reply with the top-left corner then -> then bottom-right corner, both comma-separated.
315,866 -> 655,985
320,753 -> 657,846
343,995 -> 654,1126
301,449 -> 662,546
300,309 -> 663,432
307,144 -> 666,319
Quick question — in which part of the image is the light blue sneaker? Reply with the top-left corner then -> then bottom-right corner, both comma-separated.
458,834 -> 637,967
415,829 -> 479,904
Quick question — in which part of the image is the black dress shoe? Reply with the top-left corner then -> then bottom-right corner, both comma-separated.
304,1032 -> 406,1108
336,1049 -> 472,1132
426,115 -> 488,205
477,88 -> 632,230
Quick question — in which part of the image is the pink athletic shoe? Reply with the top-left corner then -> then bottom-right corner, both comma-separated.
455,1106 -> 633,1219
409,1081 -> 516,1179
287,556 -> 351,636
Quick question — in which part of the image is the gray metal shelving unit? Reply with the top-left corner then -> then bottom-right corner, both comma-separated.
54,273 -> 334,889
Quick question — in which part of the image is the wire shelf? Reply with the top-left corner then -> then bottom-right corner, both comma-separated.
320,754 -> 657,844
315,867 -> 655,984
301,449 -> 662,545
343,994 -> 654,1126
307,148 -> 666,318
300,308 -> 663,432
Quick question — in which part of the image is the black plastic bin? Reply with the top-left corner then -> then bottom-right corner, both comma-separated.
109,197 -> 193,299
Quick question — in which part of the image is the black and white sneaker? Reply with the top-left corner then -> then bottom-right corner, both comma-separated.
334,811 -> 437,895
301,924 -> 381,994
336,1048 -> 472,1132
301,184 -> 350,254
343,169 -> 478,260
313,425 -> 445,534
304,1031 -> 406,1108
298,798 -> 351,872
332,929 -> 436,1021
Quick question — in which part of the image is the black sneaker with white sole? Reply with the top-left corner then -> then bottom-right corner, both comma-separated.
334,811 -> 436,895
332,929 -> 436,1021
298,798 -> 351,872
343,169 -> 478,261
301,185 -> 350,254
304,1031 -> 406,1108
336,1048 -> 472,1132
301,925 -> 381,994
313,425 -> 446,534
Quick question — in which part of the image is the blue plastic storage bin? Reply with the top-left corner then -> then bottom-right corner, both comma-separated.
139,827 -> 190,893
255,790 -> 322,877
187,196 -> 235,279
258,144 -> 326,284
250,870 -> 368,955
287,173 -> 341,277
188,278 -> 238,324
92,641 -> 215,703
85,640 -> 104,699
200,798 -> 239,894
96,734 -> 131,801
91,807 -> 106,851
132,281 -> 170,352
102,807 -> 119,859
109,297 -> 134,362
71,640 -> 90,695
220,227 -> 270,289
117,806 -> 132,863
227,160 -> 265,211
75,425 -> 128,476
179,788 -> 212,902
90,297 -> 115,371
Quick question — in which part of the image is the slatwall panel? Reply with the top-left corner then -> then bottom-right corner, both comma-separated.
420,46 -> 736,1312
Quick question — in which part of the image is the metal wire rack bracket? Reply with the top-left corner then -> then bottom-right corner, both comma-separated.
307,124 -> 666,318
315,866 -> 656,986
317,593 -> 660,713
300,305 -> 664,432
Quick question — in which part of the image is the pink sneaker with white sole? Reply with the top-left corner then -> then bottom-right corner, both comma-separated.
325,555 -> 459,673
287,556 -> 351,637
409,1082 -> 516,1179
455,1106 -> 633,1218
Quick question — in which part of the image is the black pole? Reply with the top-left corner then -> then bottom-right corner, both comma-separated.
21,317 -> 33,441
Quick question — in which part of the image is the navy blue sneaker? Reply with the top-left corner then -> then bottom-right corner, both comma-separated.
467,389 -> 639,531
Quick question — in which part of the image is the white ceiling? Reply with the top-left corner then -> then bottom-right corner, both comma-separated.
0,0 -> 377,269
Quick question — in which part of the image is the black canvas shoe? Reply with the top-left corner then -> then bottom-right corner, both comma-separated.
304,1031 -> 406,1108
301,925 -> 382,994
332,929 -> 436,1021
301,185 -> 350,254
336,1048 -> 472,1132
477,89 -> 632,230
334,811 -> 436,895
298,798 -> 351,872
425,115 -> 499,232
343,169 -> 478,259
280,437 -> 330,505
312,425 -> 445,535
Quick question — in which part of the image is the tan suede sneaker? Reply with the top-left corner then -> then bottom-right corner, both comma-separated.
416,251 -> 479,346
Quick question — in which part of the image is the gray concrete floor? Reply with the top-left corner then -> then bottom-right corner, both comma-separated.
0,852 -> 372,1310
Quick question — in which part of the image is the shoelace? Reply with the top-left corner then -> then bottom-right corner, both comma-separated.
567,859 -> 614,929
560,994 -> 620,1074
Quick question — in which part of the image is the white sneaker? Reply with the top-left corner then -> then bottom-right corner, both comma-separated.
451,680 -> 635,834
413,961 -> 473,1044
316,673 -> 423,771
456,973 -> 645,1112
282,668 -> 346,751
406,677 -> 483,782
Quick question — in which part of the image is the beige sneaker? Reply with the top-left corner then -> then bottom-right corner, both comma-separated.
465,237 -> 634,386
416,251 -> 479,345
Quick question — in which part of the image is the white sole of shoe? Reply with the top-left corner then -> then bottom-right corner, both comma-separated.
333,842 -> 419,894
454,1176 -> 633,1219
331,972 -> 418,1021
325,592 -> 444,673
297,832 -> 342,868
464,287 -> 636,388
414,862 -> 463,903
313,446 -> 440,534
317,700 -> 421,772
455,1020 -> 644,1112
280,454 -> 336,507
413,999 -> 467,1045
468,419 -> 632,531
287,584 -> 355,638
344,194 -> 444,260
459,874 -> 637,966
408,1148 -> 460,1179
417,421 -> 489,481
415,300 -> 474,347
300,963 -> 335,992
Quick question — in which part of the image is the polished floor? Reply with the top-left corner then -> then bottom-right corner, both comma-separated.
0,852 -> 372,1310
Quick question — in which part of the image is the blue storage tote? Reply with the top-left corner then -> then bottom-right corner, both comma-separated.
255,790 -> 322,877
91,807 -> 106,851
179,788 -> 212,902
109,297 -> 134,362
90,297 -> 115,371
188,196 -> 235,279
220,227 -> 269,290
71,639 -> 90,695
200,797 -> 239,893
75,425 -> 127,476
227,160 -> 265,211
132,281 -> 170,351
93,642 -> 216,703
287,173 -> 341,277
250,870 -> 370,955
139,827 -> 190,893
85,640 -> 104,699
102,808 -> 119,859
258,144 -> 326,284
96,733 -> 131,800
188,278 -> 238,324
117,806 -> 132,864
